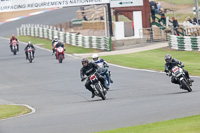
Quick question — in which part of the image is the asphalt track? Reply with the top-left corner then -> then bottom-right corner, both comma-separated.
0,7 -> 200,133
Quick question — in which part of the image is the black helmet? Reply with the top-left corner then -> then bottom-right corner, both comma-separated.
81,58 -> 89,67
165,54 -> 172,63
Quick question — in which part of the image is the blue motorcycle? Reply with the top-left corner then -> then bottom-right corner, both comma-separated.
97,65 -> 112,88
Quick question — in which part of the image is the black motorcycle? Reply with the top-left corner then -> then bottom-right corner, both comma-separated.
168,65 -> 192,92
27,47 -> 34,63
83,72 -> 107,100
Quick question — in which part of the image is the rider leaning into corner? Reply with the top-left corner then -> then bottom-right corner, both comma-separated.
164,54 -> 194,87
9,34 -> 19,51
24,41 -> 35,60
92,53 -> 113,83
80,58 -> 109,98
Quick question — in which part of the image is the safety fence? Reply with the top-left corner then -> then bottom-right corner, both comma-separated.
17,24 -> 111,51
168,35 -> 200,51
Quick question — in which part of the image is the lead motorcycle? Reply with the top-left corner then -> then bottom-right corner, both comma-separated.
11,40 -> 18,55
168,65 -> 192,92
83,72 -> 107,100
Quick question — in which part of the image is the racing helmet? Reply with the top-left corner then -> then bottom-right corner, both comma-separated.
165,54 -> 172,63
54,36 -> 58,41
92,54 -> 99,61
81,58 -> 89,67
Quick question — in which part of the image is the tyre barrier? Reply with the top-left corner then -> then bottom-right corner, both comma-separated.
168,35 -> 200,51
17,24 -> 111,51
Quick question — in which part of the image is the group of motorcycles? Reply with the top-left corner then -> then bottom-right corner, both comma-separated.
10,40 -> 34,63
10,40 -> 65,63
10,41 -> 193,101
85,62 -> 193,100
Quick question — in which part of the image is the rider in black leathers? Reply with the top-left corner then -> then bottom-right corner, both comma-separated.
55,41 -> 65,48
24,41 -> 35,59
80,58 -> 109,98
164,54 -> 194,85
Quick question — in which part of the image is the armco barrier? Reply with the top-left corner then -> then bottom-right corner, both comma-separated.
168,35 -> 200,51
17,24 -> 111,51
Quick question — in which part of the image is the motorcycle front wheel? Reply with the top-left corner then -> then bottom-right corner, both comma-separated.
95,83 -> 106,100
181,80 -> 192,92
59,54 -> 63,63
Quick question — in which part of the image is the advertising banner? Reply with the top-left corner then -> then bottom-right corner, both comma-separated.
0,0 -> 110,12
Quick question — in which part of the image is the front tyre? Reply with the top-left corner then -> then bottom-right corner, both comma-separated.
181,80 -> 192,92
59,54 -> 63,63
95,84 -> 106,100
29,52 -> 32,63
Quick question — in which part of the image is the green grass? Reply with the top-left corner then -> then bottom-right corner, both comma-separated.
158,0 -> 197,5
101,48 -> 200,76
97,115 -> 200,133
17,36 -> 102,54
0,105 -> 31,119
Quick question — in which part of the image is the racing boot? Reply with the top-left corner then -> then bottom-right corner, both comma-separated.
91,92 -> 95,98
179,84 -> 183,89
109,71 -> 113,83
188,78 -> 194,86
103,84 -> 109,90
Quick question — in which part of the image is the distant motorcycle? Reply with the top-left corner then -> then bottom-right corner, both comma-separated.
56,46 -> 65,63
83,72 -> 107,100
26,47 -> 34,63
52,42 -> 58,57
168,65 -> 192,92
11,40 -> 18,55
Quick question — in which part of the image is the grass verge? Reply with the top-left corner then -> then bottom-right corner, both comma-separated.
17,36 -> 102,54
97,115 -> 200,133
158,0 -> 197,5
101,48 -> 200,76
0,105 -> 31,120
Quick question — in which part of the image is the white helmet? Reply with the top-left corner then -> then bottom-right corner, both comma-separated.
54,36 -> 58,41
92,54 -> 99,61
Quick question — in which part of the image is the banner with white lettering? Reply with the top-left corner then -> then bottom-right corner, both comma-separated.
0,0 -> 110,12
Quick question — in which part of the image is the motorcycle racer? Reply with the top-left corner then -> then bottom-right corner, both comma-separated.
164,54 -> 194,86
80,58 -> 109,98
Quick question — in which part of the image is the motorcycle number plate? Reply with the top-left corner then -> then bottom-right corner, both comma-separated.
172,67 -> 179,72
90,75 -> 96,80
28,48 -> 32,52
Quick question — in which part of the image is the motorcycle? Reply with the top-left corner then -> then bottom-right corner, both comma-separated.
27,47 -> 34,63
11,40 -> 18,55
83,72 -> 107,100
56,46 -> 65,63
97,62 -> 111,88
169,65 -> 192,92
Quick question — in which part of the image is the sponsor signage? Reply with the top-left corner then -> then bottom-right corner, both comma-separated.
0,0 -> 110,12
110,0 -> 143,8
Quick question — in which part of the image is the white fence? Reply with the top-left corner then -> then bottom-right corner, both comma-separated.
17,24 -> 111,51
